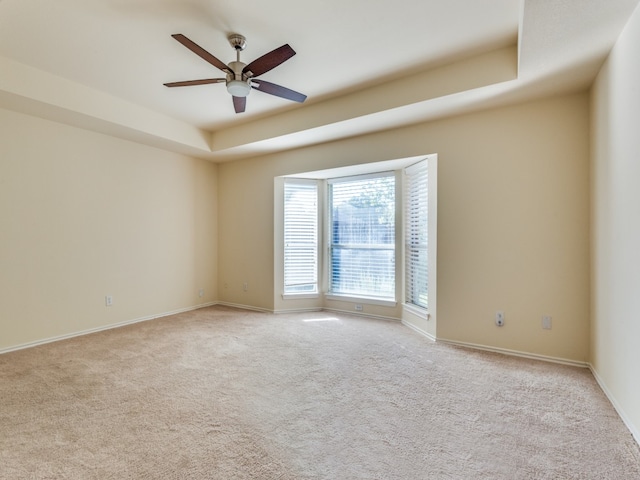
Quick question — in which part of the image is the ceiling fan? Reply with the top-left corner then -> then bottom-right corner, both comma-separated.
164,33 -> 307,114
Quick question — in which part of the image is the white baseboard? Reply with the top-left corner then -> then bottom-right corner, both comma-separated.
589,364 -> 640,448
0,302 -> 218,355
273,307 -> 324,315
436,338 -> 589,368
401,319 -> 436,342
215,301 -> 274,314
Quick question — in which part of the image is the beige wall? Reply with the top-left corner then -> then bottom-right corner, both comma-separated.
0,108 -> 218,351
591,3 -> 640,442
434,95 -> 590,362
218,92 -> 591,363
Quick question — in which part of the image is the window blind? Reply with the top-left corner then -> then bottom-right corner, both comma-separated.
328,173 -> 395,299
404,160 -> 428,309
284,180 -> 318,294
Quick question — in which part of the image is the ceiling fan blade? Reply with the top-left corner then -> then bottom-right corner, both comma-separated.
233,96 -> 246,113
251,79 -> 307,103
164,78 -> 226,87
243,44 -> 296,77
171,34 -> 232,74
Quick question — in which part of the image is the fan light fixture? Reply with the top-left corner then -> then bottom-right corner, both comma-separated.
227,80 -> 251,97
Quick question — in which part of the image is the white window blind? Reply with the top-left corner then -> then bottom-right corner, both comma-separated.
404,160 -> 428,309
328,173 -> 395,300
284,180 -> 318,294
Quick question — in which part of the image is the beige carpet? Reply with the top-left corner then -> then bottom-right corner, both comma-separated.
1,306 -> 639,479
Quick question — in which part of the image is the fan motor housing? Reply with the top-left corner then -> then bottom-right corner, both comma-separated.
227,61 -> 246,79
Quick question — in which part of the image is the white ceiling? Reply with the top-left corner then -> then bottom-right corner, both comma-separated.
0,0 -> 638,161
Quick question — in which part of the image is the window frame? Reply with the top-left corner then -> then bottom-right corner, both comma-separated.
282,178 -> 320,299
326,171 -> 397,302
404,159 -> 429,312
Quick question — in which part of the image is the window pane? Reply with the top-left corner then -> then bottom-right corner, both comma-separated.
284,181 -> 318,293
329,174 -> 395,299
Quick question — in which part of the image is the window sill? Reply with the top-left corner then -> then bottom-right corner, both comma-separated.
325,294 -> 397,308
282,293 -> 320,300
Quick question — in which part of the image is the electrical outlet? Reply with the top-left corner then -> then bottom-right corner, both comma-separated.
105,295 -> 113,307
542,315 -> 552,330
198,289 -> 204,298
243,282 -> 248,292
495,311 -> 504,327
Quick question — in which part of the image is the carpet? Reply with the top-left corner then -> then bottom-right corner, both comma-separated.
1,306 -> 639,479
